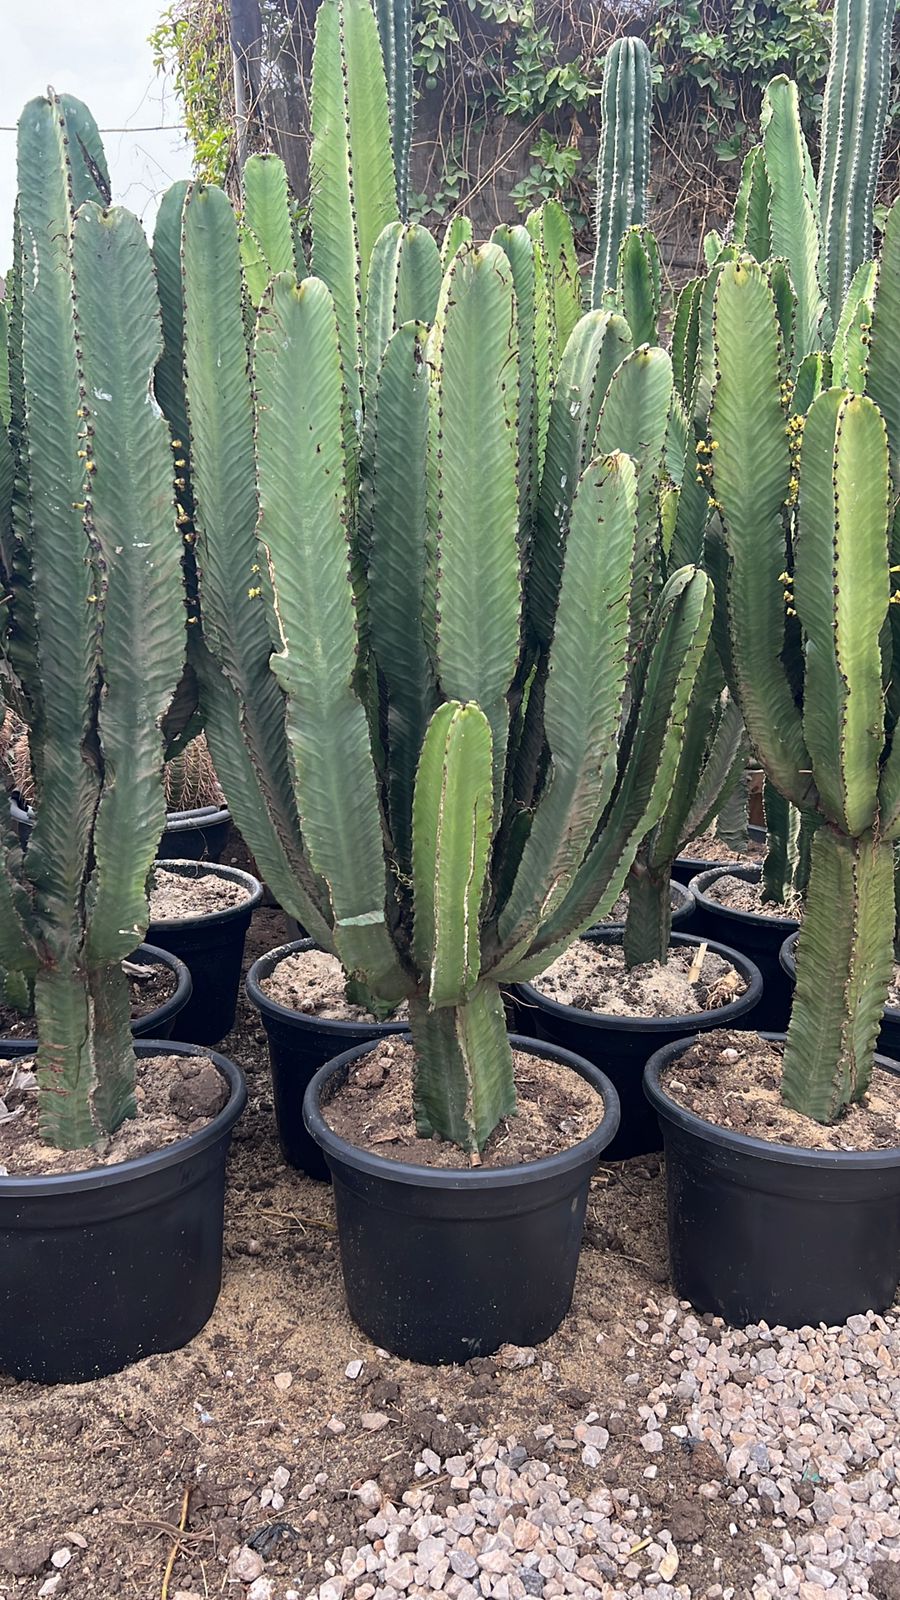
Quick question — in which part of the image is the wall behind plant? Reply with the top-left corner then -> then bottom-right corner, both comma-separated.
151,0 -> 900,282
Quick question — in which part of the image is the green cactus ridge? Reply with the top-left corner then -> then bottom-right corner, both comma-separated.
591,36 -> 652,307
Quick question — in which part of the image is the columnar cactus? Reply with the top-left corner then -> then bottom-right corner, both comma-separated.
0,94 -> 185,1149
590,37 -> 652,308
176,187 -> 712,1152
708,242 -> 900,1121
374,0 -> 413,220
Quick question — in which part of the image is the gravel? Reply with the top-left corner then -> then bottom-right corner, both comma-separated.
296,1300 -> 900,1600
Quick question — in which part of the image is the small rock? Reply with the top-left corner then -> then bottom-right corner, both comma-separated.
247,1581 -> 275,1600
230,1545 -> 266,1583
658,1546 -> 679,1581
642,1431 -> 664,1453
361,1411 -> 390,1431
50,1549 -> 72,1570
273,1370 -> 293,1391
521,1572 -> 544,1597
272,1466 -> 290,1491
498,1344 -> 536,1368
345,1359 -> 364,1379
355,1480 -> 382,1511
38,1581 -> 61,1600
0,1541 -> 51,1577
169,1061 -> 228,1120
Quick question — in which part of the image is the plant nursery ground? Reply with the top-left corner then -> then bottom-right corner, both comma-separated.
1,869 -> 899,1600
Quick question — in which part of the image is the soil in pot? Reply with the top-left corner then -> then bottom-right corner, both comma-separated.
247,939 -> 409,1179
0,955 -> 177,1041
645,1029 -> 900,1328
147,861 -> 263,1047
515,932 -> 761,1162
322,1035 -> 603,1167
305,1034 -> 620,1363
672,827 -> 766,886
689,864 -> 799,1031
591,880 -> 693,931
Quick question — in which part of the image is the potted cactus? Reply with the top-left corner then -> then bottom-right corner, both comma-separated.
169,0 -> 713,1365
0,93 -> 246,1384
645,238 -> 900,1328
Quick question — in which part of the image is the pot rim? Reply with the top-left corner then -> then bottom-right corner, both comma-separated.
779,927 -> 900,1025
11,794 -> 230,830
689,863 -> 801,931
644,1031 -> 900,1170
246,937 -> 408,1034
148,859 -> 263,930
0,1039 -> 247,1197
133,941 -> 193,1032
514,931 -> 763,1034
303,1032 -> 621,1191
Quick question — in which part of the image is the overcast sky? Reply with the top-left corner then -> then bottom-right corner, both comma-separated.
1,0 -> 195,270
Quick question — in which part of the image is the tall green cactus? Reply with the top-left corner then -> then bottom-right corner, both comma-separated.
709,250 -> 900,1121
590,36 -> 652,308
818,0 -> 893,329
180,171 -> 712,1149
374,0 -> 413,220
0,94 -> 185,1149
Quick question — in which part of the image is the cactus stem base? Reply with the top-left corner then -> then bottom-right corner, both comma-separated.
35,961 -> 136,1149
409,983 -> 516,1153
622,860 -> 673,969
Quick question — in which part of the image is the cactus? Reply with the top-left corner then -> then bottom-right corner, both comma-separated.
0,93 -> 185,1149
374,0 -> 413,220
818,0 -> 893,329
591,36 -> 652,308
708,249 -> 900,1120
180,154 -> 712,1148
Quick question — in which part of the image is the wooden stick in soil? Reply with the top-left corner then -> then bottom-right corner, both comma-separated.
160,1485 -> 191,1600
687,941 -> 708,983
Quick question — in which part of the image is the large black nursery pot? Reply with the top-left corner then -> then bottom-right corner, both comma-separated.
689,863 -> 798,1031
11,795 -> 231,864
513,931 -> 763,1161
590,878 -> 695,935
0,1039 -> 246,1383
246,938 -> 408,1181
780,929 -> 900,1063
672,824 -> 766,888
644,1033 -> 900,1328
129,942 -> 192,1040
303,1033 -> 620,1364
147,860 -> 263,1046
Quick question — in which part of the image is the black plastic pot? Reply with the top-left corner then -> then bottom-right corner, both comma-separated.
512,931 -> 763,1161
779,929 -> 900,1063
246,938 -> 408,1181
304,1034 -> 621,1364
589,877 -> 695,935
147,861 -> 263,1046
688,864 -> 799,1031
128,942 -> 193,1040
645,1033 -> 900,1327
11,795 -> 231,863
672,824 -> 767,888
0,1038 -> 246,1383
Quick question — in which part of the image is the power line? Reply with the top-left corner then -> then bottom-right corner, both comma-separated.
0,123 -> 187,133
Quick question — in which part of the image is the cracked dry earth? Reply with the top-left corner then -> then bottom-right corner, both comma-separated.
1,877 -> 900,1600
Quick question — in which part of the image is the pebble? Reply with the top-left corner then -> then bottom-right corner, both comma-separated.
361,1411 -> 390,1431
246,1580 -> 275,1600
50,1549 -> 71,1570
229,1545 -> 265,1582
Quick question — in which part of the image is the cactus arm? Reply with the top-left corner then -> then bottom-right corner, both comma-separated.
792,349 -> 830,412
678,693 -> 747,846
181,182 -> 332,944
865,197 -> 900,489
240,153 -> 305,309
782,830 -> 894,1120
253,272 -> 406,1003
733,145 -> 771,261
441,214 -> 472,272
374,0 -> 413,219
528,310 -> 632,647
491,224 -> 540,537
761,77 -> 827,360
671,278 -> 701,407
495,567 -> 713,982
594,345 -> 673,643
591,36 -> 652,305
310,0 -> 399,426
152,182 -> 192,474
75,206 -> 185,966
364,221 -> 441,393
709,261 -> 812,806
16,95 -> 103,960
426,245 -> 521,806
495,453 -> 637,963
616,226 -> 662,346
528,202 -> 582,373
412,701 -> 493,1008
366,321 -> 434,867
818,0 -> 893,329
793,390 -> 889,836
831,259 -> 876,392
409,981 -> 514,1154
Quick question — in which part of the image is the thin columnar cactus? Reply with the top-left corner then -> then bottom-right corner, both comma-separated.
708,246 -> 900,1122
179,167 -> 712,1149
0,93 -> 185,1150
374,0 -> 413,220
591,36 -> 652,308
818,0 -> 893,329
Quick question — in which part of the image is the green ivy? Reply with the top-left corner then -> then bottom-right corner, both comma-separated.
151,2 -> 233,186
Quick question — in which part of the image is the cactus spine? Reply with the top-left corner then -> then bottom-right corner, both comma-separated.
179,13 -> 712,1150
591,36 -> 652,308
0,94 -> 185,1149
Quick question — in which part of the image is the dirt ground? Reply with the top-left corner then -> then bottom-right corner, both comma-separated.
0,881 -> 788,1600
